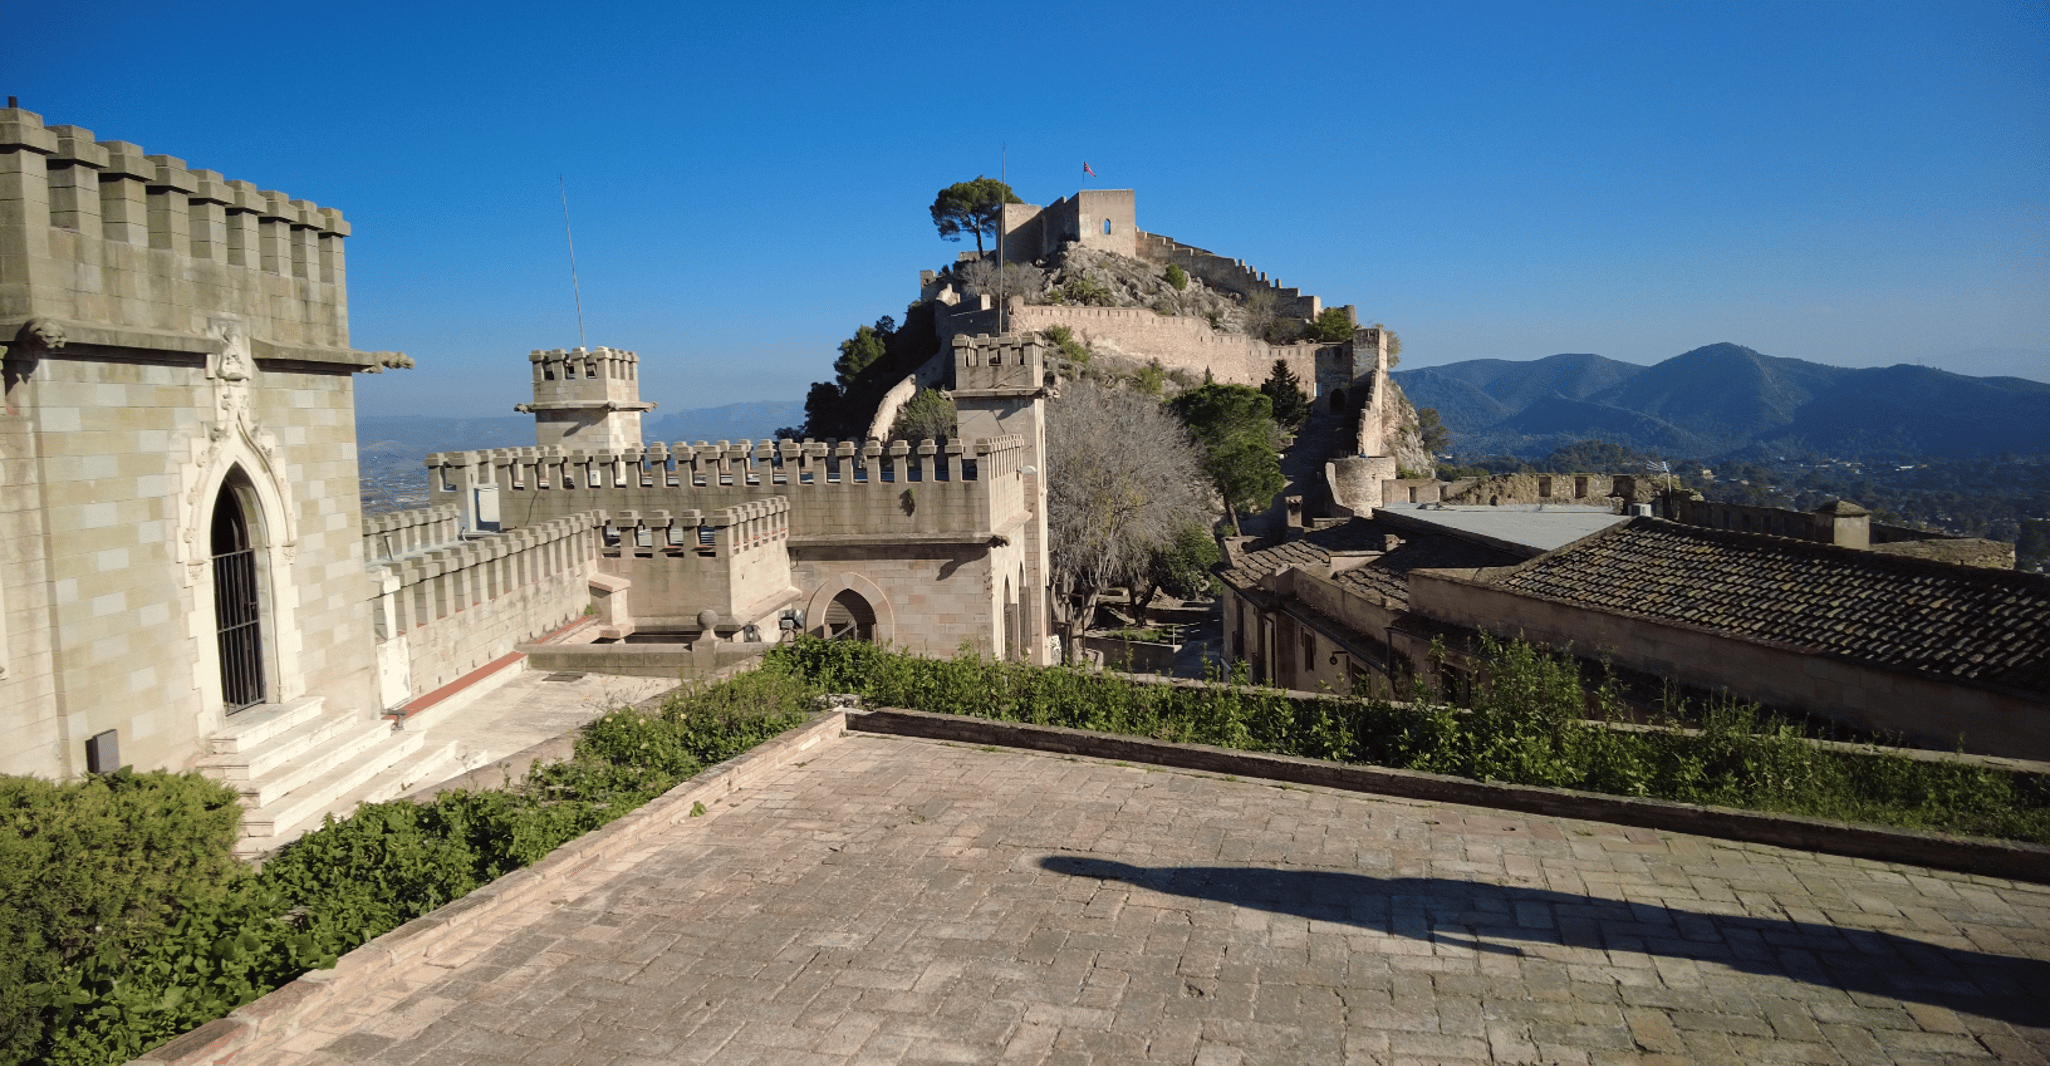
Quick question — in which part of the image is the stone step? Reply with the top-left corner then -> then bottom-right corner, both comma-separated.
237,730 -> 427,851
233,718 -> 393,810
198,711 -> 362,782
207,696 -> 326,755
281,739 -> 465,842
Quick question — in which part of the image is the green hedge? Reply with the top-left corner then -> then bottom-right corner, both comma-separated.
2,665 -> 813,1066
768,636 -> 2050,844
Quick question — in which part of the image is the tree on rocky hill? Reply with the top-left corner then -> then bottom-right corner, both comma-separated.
1048,379 -> 1213,661
890,387 -> 956,442
1306,307 -> 1354,343
930,177 -> 1023,254
1169,383 -> 1286,532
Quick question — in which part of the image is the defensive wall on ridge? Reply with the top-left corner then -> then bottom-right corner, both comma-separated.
1134,230 -> 1321,320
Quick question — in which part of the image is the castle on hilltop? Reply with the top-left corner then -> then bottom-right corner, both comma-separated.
8,106 -> 2044,864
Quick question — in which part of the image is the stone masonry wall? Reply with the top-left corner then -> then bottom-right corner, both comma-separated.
0,108 -> 352,353
0,351 -> 377,776
1135,231 -> 1320,320
429,438 -> 1028,544
376,512 -> 598,702
1002,305 -> 1329,390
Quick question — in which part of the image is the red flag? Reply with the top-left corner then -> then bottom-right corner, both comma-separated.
1083,161 -> 1097,177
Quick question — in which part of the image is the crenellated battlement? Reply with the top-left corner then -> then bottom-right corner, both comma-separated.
424,435 -> 1030,544
597,496 -> 790,557
951,333 -> 1046,395
370,510 -> 601,639
1135,230 -> 1320,320
515,344 -> 655,451
0,107 -> 363,359
362,505 -> 462,563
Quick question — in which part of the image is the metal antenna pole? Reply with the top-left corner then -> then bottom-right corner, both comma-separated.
997,143 -> 1007,336
559,176 -> 587,349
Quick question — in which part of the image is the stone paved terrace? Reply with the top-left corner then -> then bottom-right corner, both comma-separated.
248,731 -> 2049,1065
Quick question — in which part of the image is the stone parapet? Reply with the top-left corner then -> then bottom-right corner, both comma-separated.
424,435 -> 1029,543
0,107 -> 353,350
1135,229 -> 1320,320
370,511 -> 601,701
362,505 -> 462,563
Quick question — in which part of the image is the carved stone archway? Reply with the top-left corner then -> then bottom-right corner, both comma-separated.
801,572 -> 897,648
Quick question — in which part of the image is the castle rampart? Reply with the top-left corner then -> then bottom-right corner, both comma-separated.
427,436 -> 1031,545
596,497 -> 798,633
1134,231 -> 1320,320
0,108 -> 359,358
368,510 -> 601,707
362,505 -> 463,562
994,304 -> 1337,390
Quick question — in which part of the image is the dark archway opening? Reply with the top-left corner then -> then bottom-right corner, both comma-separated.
212,477 -> 266,712
824,589 -> 877,642
1328,387 -> 1346,414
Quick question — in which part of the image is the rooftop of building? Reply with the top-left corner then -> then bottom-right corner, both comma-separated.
1219,518 -> 1525,608
1480,517 -> 2050,695
1373,502 -> 1631,556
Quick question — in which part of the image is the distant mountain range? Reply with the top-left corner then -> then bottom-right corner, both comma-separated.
1393,344 -> 2050,461
355,401 -> 805,455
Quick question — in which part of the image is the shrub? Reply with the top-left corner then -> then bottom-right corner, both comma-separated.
1053,275 -> 1115,307
6,668 -> 814,1066
1306,307 -> 1355,342
764,636 -> 2050,844
1163,264 -> 1188,291
1041,325 -> 1090,367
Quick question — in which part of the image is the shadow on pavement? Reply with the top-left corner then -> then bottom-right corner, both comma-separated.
1039,856 -> 2050,1029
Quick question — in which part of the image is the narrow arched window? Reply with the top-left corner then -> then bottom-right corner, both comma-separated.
212,478 -> 266,712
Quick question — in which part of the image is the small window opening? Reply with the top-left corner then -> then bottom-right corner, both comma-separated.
1103,218 -> 1112,235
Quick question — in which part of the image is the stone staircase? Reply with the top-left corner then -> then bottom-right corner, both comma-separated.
200,697 -> 460,859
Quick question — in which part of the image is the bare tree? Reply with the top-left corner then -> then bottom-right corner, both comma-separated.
1047,379 -> 1215,660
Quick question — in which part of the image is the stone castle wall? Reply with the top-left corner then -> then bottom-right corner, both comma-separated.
0,351 -> 377,776
370,510 -> 599,705
1134,231 -> 1319,320
1000,304 -> 1332,390
0,106 -> 388,779
0,108 -> 354,354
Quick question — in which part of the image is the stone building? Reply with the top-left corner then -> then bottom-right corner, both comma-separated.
409,332 -> 1054,666
0,107 -> 414,800
1219,497 -> 2050,760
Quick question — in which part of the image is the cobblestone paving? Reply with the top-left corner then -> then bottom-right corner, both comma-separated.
266,733 -> 2050,1065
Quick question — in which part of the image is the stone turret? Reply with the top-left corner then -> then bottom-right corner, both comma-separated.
516,346 -> 657,451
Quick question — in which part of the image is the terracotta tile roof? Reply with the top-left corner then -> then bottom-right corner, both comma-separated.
1487,518 -> 2050,694
1218,522 -> 1390,588
1220,520 -> 1522,608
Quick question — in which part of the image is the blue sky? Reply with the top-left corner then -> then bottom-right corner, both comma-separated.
11,0 -> 2047,417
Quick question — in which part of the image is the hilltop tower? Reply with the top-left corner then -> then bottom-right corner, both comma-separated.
516,346 -> 656,451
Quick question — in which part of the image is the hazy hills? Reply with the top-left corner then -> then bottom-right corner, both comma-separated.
1395,344 -> 2050,461
355,401 -> 805,456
